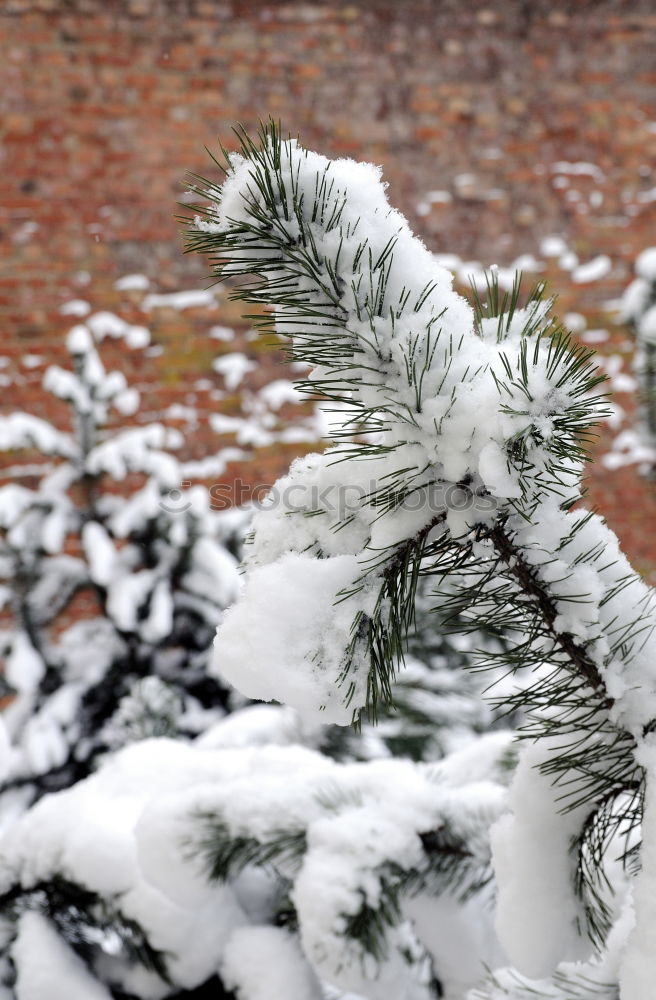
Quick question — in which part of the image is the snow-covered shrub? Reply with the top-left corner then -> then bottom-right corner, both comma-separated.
0,718 -> 515,1000
619,247 -> 656,471
0,320 -> 244,818
183,125 -> 656,998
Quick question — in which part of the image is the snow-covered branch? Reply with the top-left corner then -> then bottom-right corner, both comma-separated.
188,124 -> 656,997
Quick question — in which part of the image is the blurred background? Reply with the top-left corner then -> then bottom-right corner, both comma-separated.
2,0 -> 656,577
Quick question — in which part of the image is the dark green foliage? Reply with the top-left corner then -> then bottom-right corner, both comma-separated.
192,816 -> 308,883
0,876 -> 171,986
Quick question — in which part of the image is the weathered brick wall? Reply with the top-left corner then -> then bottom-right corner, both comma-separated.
3,0 -> 655,298
2,0 -> 656,574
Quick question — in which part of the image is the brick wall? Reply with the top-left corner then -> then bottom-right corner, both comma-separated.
2,0 -> 656,575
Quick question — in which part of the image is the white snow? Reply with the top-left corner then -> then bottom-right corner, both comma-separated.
427,190 -> 452,203
0,486 -> 35,530
82,522 -> 118,587
179,447 -> 246,480
257,379 -> 302,409
106,569 -> 156,632
213,353 -> 257,390
86,425 -> 182,486
5,633 -> 44,695
209,324 -> 235,341
551,161 -> 604,183
13,912 -> 113,1000
196,705 -> 306,751
571,255 -> 612,284
540,236 -> 568,258
511,253 -> 543,274
638,305 -> 656,345
603,429 -> 656,470
620,277 -> 651,324
562,312 -> 586,333
164,403 -> 198,425
491,741 -> 592,979
209,414 -> 246,436
141,289 -> 219,311
220,926 -> 323,1000
432,253 -> 462,272
558,250 -> 579,271
66,324 -> 93,355
20,355 -> 43,369
40,504 -> 68,554
0,413 -> 76,459
20,686 -> 81,777
59,299 -> 91,317
213,552 -> 378,725
619,740 -> 656,999
140,579 -> 174,643
85,312 -> 151,349
581,328 -> 609,344
114,386 -> 140,415
114,273 -> 150,292
600,353 -> 637,394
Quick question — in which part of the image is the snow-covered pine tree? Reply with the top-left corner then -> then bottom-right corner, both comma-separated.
0,717 -> 515,1000
0,317 -> 243,816
182,123 -> 656,999
619,247 -> 656,473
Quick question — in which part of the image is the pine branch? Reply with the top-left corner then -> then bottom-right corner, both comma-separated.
192,814 -> 308,883
189,129 -> 656,972
488,522 -> 610,703
470,966 -> 618,1000
0,876 -> 171,986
